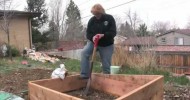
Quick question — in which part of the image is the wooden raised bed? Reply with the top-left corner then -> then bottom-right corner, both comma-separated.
28,74 -> 163,100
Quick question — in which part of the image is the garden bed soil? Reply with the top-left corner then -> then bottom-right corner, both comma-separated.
66,88 -> 118,100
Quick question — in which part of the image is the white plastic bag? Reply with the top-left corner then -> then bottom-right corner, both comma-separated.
51,64 -> 67,80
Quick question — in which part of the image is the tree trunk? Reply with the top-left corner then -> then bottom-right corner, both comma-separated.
7,30 -> 12,61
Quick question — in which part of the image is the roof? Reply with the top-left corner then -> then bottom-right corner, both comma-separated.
0,10 -> 41,17
58,41 -> 85,51
124,36 -> 157,46
156,29 -> 190,37
150,45 -> 190,52
176,29 -> 190,36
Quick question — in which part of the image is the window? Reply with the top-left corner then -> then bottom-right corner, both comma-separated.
174,37 -> 184,45
161,37 -> 166,44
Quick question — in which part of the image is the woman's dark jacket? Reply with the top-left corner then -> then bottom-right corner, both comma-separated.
86,14 -> 117,47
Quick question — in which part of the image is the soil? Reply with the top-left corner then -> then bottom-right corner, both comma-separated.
164,83 -> 190,100
0,68 -> 53,98
66,88 -> 118,100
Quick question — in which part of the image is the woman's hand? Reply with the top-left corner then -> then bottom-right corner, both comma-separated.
93,34 -> 104,42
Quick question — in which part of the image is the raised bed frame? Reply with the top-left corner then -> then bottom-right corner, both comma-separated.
28,74 -> 163,100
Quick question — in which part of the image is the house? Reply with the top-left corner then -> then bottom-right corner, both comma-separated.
124,36 -> 157,51
0,10 -> 40,51
156,29 -> 190,45
152,29 -> 190,74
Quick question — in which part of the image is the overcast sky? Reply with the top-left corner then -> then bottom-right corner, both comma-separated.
14,0 -> 190,29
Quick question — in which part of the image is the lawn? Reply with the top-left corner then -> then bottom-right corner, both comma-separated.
0,57 -> 102,74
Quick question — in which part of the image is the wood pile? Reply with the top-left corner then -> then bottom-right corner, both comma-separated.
27,50 -> 59,63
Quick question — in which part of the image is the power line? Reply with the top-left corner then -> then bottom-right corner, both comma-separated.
106,0 -> 136,11
81,0 -> 137,20
61,0 -> 138,39
63,0 -> 138,32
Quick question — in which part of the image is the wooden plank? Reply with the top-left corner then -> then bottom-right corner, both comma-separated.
91,74 -> 159,96
117,76 -> 163,100
91,74 -> 141,96
29,82 -> 82,100
29,74 -> 164,100
30,75 -> 87,93
93,74 -> 158,84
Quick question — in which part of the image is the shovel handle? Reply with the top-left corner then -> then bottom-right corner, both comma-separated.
91,35 -> 100,61
94,34 -> 100,48
84,34 -> 100,96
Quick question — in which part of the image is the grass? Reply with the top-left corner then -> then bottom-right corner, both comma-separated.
62,59 -> 102,73
120,66 -> 190,85
0,57 -> 189,85
0,57 -> 102,74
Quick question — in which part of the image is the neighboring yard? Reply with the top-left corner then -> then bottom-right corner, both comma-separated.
0,57 -> 190,99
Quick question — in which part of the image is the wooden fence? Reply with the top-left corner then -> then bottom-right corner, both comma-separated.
156,53 -> 190,74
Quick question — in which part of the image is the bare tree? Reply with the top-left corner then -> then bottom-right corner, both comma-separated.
0,0 -> 15,60
114,16 -> 135,37
114,16 -> 122,31
49,0 -> 68,47
151,21 -> 171,34
170,21 -> 179,30
112,15 -> 135,37
126,9 -> 141,31
119,22 -> 134,37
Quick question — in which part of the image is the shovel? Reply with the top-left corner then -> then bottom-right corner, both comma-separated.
84,35 -> 100,95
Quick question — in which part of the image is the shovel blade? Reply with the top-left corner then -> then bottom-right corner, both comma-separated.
84,78 -> 91,95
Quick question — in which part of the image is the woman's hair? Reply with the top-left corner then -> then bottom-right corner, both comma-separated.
91,4 -> 105,15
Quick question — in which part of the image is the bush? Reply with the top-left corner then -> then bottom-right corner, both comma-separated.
7,46 -> 20,57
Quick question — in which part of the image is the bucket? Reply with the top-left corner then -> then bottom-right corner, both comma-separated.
111,66 -> 120,74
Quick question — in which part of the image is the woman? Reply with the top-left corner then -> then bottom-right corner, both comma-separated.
80,4 -> 117,79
